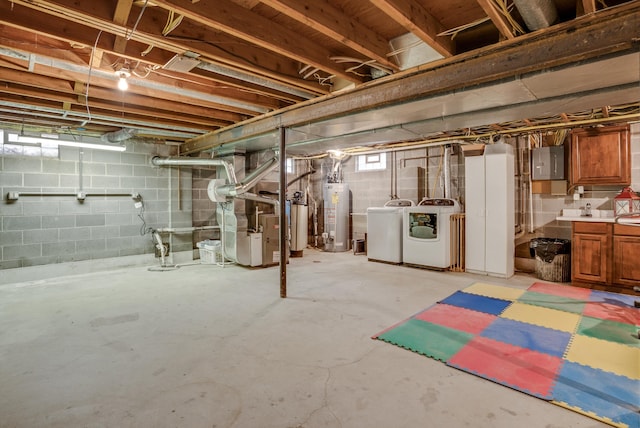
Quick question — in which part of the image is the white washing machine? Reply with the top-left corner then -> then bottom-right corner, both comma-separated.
403,198 -> 461,269
367,199 -> 414,263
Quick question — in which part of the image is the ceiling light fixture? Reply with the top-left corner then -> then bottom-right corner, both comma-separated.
115,64 -> 131,91
7,133 -> 126,152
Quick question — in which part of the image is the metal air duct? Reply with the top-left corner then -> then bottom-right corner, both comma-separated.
150,156 -> 238,184
513,0 -> 558,31
215,156 -> 279,197
101,128 -> 138,143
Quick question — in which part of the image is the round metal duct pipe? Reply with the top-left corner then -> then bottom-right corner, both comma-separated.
150,156 -> 237,184
513,0 -> 558,31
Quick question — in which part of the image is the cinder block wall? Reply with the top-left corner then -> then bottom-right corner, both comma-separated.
0,141 -> 192,270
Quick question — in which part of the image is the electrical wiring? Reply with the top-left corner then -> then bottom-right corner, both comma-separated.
494,0 -> 525,35
162,10 -> 184,36
84,30 -> 103,125
437,16 -> 491,39
126,0 -> 149,41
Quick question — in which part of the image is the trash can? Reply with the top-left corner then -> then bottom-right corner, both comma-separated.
529,238 -> 571,282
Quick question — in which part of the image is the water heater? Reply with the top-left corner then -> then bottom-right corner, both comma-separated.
323,183 -> 350,252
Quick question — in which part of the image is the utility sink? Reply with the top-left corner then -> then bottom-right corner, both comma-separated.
561,209 -> 614,218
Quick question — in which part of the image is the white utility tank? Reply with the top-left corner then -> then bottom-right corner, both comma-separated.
323,183 -> 350,252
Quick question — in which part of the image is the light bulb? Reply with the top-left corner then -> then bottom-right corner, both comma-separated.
117,74 -> 129,91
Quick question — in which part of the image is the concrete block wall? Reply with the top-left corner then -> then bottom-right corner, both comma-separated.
341,146 -> 464,213
0,141 -> 192,270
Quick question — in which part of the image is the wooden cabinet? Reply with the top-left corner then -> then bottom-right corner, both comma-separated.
571,221 -> 640,294
612,224 -> 640,289
572,222 -> 611,285
570,125 -> 630,185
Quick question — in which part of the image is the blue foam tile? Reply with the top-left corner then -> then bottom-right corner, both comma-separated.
439,291 -> 511,315
589,290 -> 636,308
552,361 -> 640,428
480,317 -> 572,358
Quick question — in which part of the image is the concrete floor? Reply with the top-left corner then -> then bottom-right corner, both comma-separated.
0,250 -> 607,428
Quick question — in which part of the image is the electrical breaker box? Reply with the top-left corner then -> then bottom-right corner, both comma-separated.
531,146 -> 565,180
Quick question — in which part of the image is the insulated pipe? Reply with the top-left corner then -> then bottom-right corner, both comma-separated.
215,156 -> 279,197
443,145 -> 452,199
151,156 -> 237,184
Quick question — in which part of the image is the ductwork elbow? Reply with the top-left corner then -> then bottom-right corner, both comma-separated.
101,128 -> 137,143
513,0 -> 558,31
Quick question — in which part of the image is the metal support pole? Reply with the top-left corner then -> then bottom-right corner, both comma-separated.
278,127 -> 287,298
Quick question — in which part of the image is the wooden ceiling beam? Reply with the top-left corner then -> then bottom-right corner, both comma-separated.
181,2 -> 640,154
368,0 -> 455,58
475,0 -> 515,40
581,0 -> 597,15
0,60 -> 260,119
0,82 -> 229,129
259,0 -> 399,71
113,0 -> 134,53
149,0 -> 363,83
2,0 -> 327,96
0,91 -> 215,134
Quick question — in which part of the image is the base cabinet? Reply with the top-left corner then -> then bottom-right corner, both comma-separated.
571,222 -> 639,295
612,225 -> 640,289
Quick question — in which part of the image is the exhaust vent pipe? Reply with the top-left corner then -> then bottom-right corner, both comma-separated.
513,0 -> 558,31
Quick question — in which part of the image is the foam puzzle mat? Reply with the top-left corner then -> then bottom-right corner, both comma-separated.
373,282 -> 640,427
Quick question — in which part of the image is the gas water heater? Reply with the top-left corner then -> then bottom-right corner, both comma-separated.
323,182 -> 350,252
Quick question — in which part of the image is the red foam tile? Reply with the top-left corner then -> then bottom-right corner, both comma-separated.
528,282 -> 592,300
414,304 -> 496,335
582,302 -> 640,326
448,336 -> 563,399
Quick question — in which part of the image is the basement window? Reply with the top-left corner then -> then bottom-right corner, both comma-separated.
356,153 -> 386,172
286,158 -> 294,174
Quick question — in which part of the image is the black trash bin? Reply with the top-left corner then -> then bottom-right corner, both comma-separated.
529,238 -> 571,282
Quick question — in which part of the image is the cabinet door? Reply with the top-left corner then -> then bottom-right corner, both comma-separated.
572,233 -> 610,283
612,235 -> 640,288
571,125 -> 630,185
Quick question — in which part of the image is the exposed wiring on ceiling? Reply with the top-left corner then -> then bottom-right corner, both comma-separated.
288,103 -> 639,160
494,0 -> 525,35
139,8 -> 183,56
141,44 -> 154,56
298,64 -> 334,86
331,56 -> 394,77
126,0 -> 149,41
438,16 -> 491,39
387,39 -> 424,57
163,10 -> 184,36
437,1 -> 523,39
84,29 -> 103,124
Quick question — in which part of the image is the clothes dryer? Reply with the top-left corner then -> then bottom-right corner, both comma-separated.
402,198 -> 461,269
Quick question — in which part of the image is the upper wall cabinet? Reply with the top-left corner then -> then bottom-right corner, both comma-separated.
570,125 -> 630,185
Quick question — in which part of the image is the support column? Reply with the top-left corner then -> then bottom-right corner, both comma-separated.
279,127 -> 287,298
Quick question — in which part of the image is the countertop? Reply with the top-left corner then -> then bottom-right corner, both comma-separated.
556,215 -> 640,224
556,216 -> 615,223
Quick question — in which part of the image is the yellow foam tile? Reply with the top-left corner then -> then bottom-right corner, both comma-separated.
565,335 -> 640,380
463,283 -> 526,301
500,302 -> 581,333
551,401 -> 630,428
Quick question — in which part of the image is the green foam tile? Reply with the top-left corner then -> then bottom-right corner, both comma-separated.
518,291 -> 586,314
577,316 -> 640,348
376,318 -> 474,362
